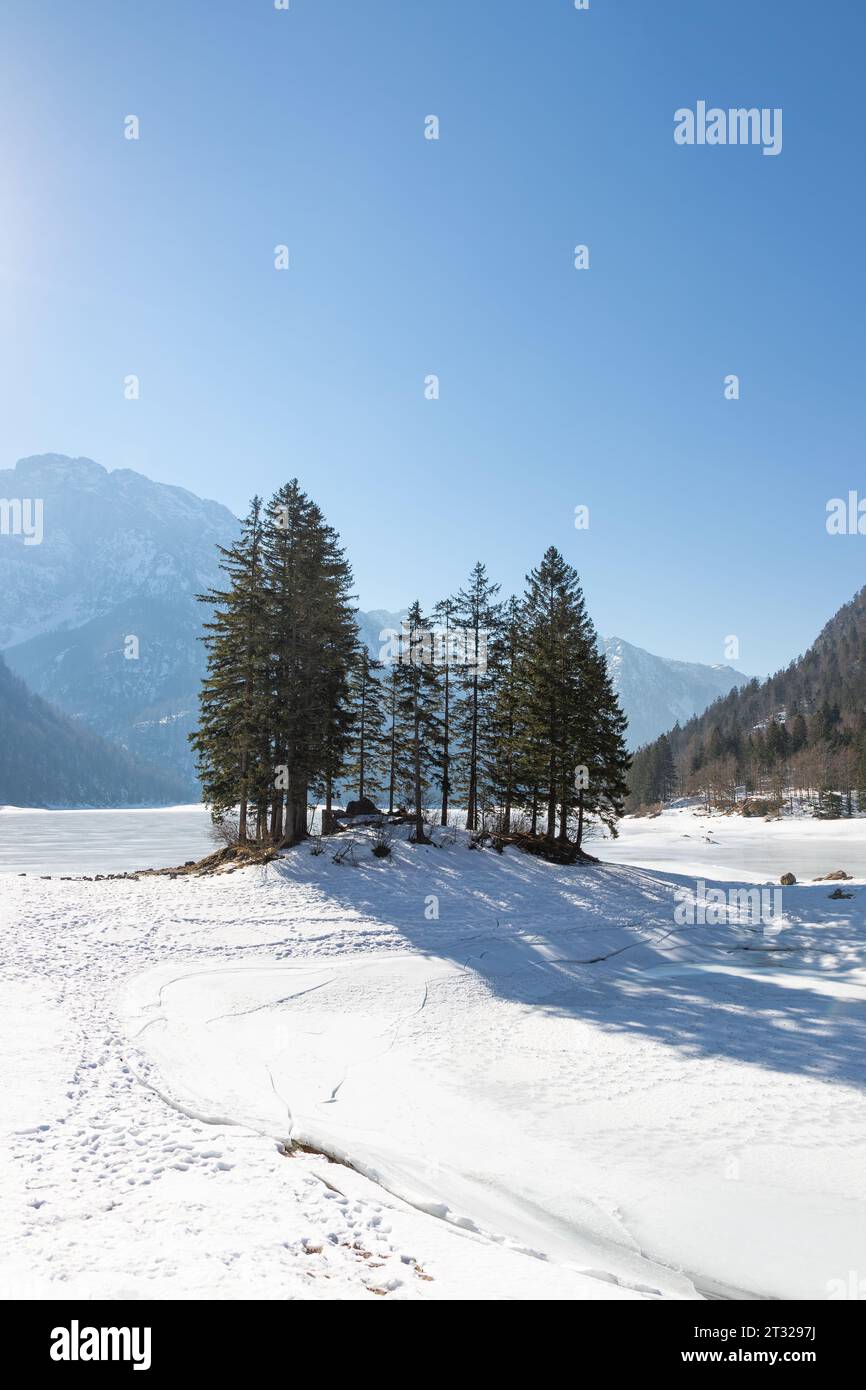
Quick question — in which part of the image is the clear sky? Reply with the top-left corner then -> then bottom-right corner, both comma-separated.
1,0 -> 864,677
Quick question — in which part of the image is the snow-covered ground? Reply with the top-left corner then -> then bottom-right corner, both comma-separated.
595,804 -> 866,881
3,811 -> 866,1300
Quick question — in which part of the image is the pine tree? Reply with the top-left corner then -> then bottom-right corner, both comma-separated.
789,712 -> 808,754
453,563 -> 502,830
393,601 -> 442,842
431,597 -> 458,826
257,481 -> 357,844
191,497 -> 269,840
576,643 -> 631,847
489,595 -> 528,833
655,734 -> 676,803
707,725 -> 725,763
520,548 -> 591,843
382,664 -> 411,815
344,646 -> 389,805
519,547 -> 629,849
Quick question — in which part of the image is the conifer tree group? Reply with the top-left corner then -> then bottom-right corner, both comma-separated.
192,484 -> 630,853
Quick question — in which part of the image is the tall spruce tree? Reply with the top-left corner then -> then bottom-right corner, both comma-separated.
655,733 -> 676,803
191,497 -> 269,840
574,642 -> 631,848
431,596 -> 458,826
266,486 -> 357,844
383,663 -> 412,815
344,646 -> 389,805
489,595 -> 528,834
520,547 -> 628,848
393,601 -> 442,842
194,481 -> 357,847
453,563 -> 502,831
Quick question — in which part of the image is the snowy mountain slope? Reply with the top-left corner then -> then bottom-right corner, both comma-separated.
0,456 -> 238,786
604,636 -> 746,749
0,455 -> 239,648
353,608 -> 407,661
5,819 -> 864,1299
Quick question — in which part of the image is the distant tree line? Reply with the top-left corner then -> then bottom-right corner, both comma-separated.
628,586 -> 866,816
191,480 -> 629,852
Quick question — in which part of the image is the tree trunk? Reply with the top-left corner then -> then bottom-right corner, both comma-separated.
388,681 -> 397,814
440,661 -> 450,827
270,789 -> 283,842
359,680 -> 366,802
467,671 -> 479,831
546,757 -> 557,842
558,787 -> 569,842
279,793 -> 306,846
413,697 -> 424,842
388,723 -> 396,814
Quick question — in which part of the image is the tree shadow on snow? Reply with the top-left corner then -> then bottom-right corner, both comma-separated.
270,834 -> 866,1090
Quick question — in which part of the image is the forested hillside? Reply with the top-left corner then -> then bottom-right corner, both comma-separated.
628,586 -> 866,814
0,655 -> 191,807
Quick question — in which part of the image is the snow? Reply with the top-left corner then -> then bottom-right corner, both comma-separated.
595,805 -> 866,881
3,813 -> 866,1300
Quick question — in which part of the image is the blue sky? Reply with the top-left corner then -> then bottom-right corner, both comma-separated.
1,0 -> 864,677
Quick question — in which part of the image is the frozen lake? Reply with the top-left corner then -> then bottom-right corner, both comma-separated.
594,807 -> 866,882
2,800 -> 863,883
0,805 -> 218,876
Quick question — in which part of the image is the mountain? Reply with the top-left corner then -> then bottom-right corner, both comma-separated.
627,585 -> 866,810
355,608 -> 408,661
0,455 -> 239,647
1,455 -> 240,789
603,637 -> 747,750
0,653 -> 191,807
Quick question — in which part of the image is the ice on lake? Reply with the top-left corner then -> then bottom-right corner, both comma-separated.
594,807 -> 866,882
0,805 -> 219,876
